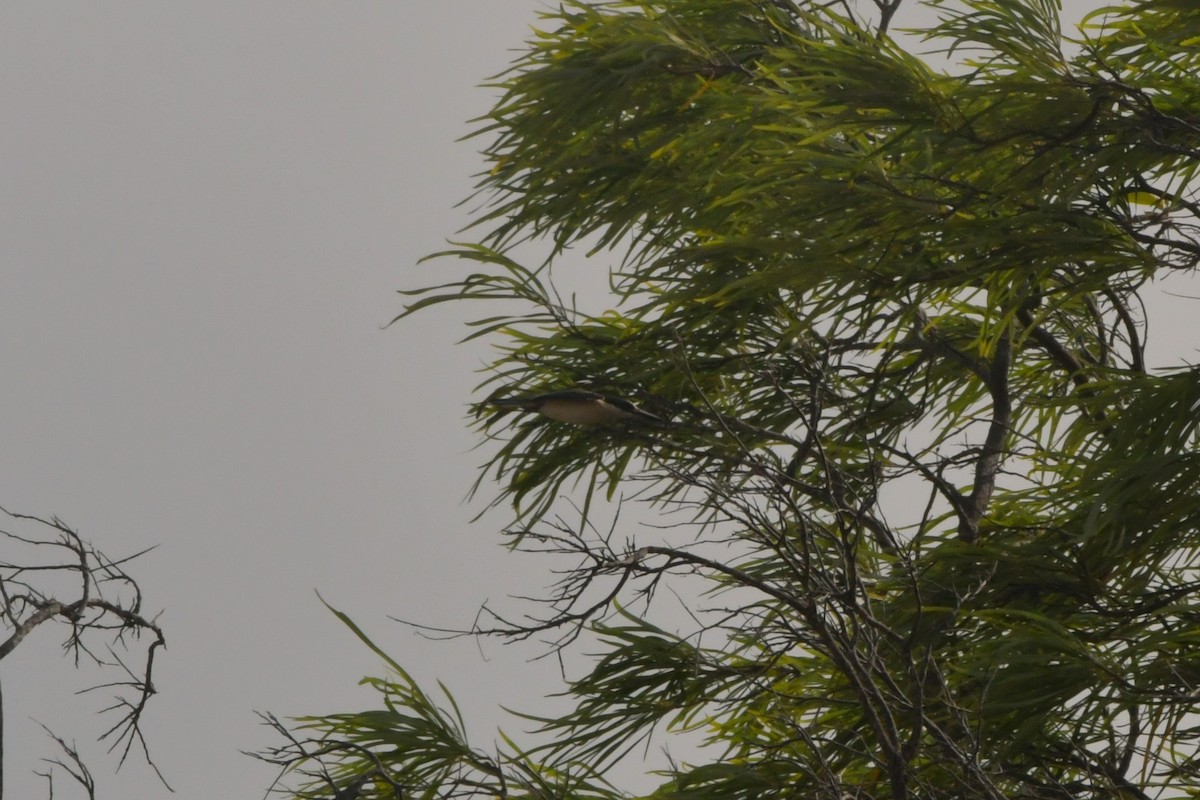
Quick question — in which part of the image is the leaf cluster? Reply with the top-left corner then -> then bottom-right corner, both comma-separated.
276,2 -> 1200,798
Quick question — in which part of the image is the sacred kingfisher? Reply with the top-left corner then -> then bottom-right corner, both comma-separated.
488,389 -> 663,426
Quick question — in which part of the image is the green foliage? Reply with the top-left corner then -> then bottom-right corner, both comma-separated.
271,1 -> 1200,798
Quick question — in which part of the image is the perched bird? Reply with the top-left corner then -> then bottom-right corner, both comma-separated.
488,389 -> 663,426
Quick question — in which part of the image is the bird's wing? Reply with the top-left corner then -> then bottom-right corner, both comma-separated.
531,389 -> 607,403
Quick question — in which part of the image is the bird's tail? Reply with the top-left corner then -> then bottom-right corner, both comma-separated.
487,397 -> 537,411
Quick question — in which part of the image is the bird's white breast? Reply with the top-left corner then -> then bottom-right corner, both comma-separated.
539,397 -> 626,425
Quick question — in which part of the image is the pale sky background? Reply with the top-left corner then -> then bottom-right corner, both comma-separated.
0,2 -> 1193,799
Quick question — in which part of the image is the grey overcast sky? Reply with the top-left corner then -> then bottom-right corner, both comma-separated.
1,3 -> 1194,799
0,4 -> 551,797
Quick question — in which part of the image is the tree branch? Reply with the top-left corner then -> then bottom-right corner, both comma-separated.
957,329 -> 1011,542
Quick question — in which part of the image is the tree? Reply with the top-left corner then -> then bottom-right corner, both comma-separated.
263,1 -> 1200,798
0,507 -> 167,798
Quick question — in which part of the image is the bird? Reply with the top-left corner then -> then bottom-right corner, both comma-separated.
487,389 -> 663,426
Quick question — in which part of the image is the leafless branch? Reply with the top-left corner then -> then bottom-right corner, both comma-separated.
0,506 -> 169,793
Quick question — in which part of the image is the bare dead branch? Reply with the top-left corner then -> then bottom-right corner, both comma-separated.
0,506 -> 169,792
